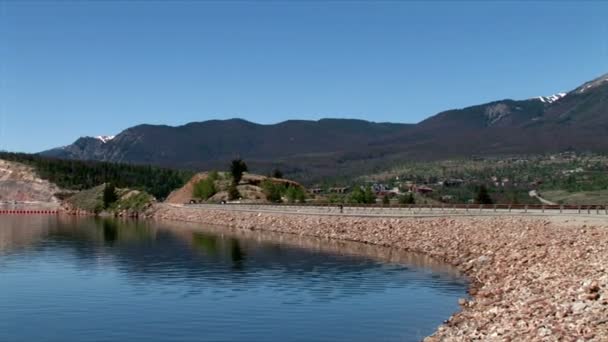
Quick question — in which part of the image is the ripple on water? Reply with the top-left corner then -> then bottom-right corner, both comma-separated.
0,216 -> 468,342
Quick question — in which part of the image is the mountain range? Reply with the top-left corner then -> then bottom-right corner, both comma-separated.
41,73 -> 608,183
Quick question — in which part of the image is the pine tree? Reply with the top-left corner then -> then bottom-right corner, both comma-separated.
230,159 -> 248,184
228,183 -> 240,201
103,183 -> 118,209
272,169 -> 283,179
476,185 -> 493,204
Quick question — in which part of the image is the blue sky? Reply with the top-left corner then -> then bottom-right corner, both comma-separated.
1,1 -> 607,153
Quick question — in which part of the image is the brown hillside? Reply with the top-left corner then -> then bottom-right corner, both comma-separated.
164,172 -> 211,204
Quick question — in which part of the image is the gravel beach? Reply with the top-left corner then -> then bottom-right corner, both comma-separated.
152,204 -> 608,341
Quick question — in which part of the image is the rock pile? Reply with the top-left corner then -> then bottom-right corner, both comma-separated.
0,159 -> 63,203
152,205 -> 608,341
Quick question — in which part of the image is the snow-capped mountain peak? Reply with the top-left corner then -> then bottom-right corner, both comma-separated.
537,92 -> 566,104
95,135 -> 115,143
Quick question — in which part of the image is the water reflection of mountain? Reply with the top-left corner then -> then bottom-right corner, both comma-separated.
0,217 -> 467,300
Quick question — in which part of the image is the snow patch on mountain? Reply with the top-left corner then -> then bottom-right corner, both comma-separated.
576,74 -> 608,94
95,135 -> 115,143
537,92 -> 566,104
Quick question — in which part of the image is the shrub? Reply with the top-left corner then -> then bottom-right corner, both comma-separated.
208,171 -> 219,182
272,169 -> 283,179
349,186 -> 376,204
382,195 -> 390,206
286,186 -> 306,203
193,177 -> 216,200
399,193 -> 415,204
262,180 -> 284,202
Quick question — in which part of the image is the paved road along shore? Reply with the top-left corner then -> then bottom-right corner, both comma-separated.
181,203 -> 608,218
151,203 -> 608,341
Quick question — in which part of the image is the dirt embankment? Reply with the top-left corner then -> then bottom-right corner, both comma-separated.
165,172 -> 210,204
0,159 -> 62,205
151,204 -> 608,341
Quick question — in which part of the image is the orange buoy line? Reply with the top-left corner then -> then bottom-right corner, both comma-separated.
0,210 -> 59,215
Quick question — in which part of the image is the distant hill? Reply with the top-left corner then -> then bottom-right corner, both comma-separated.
41,73 -> 608,183
42,119 -> 413,181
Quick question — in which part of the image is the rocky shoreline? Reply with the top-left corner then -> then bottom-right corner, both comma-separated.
151,204 -> 608,341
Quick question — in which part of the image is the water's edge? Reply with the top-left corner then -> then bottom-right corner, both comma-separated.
150,205 -> 476,341
1,215 -> 468,342
150,204 -> 608,341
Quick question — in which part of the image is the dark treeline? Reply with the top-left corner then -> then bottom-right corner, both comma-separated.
0,152 -> 193,199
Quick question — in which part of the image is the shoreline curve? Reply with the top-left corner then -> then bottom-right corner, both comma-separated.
150,204 -> 608,341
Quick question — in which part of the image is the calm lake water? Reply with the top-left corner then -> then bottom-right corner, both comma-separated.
0,216 -> 467,342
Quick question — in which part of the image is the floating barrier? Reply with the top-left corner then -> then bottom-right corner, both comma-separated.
0,210 -> 59,215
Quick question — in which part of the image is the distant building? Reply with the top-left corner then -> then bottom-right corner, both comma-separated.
371,183 -> 390,193
443,178 -> 464,187
562,168 -> 584,176
440,195 -> 453,202
389,187 -> 401,195
413,185 -> 434,194
329,187 -> 349,194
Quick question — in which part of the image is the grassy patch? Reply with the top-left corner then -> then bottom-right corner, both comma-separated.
542,190 -> 608,205
66,184 -> 154,214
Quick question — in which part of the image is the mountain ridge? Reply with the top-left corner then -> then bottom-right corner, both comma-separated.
41,73 -> 608,182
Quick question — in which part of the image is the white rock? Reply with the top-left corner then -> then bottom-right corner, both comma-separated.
571,302 -> 587,314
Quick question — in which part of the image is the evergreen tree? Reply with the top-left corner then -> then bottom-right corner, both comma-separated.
228,183 -> 240,201
0,152 -> 191,199
103,183 -> 118,209
230,159 -> 248,184
476,185 -> 493,204
272,169 -> 283,179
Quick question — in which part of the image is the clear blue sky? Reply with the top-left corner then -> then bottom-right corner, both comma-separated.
1,1 -> 607,153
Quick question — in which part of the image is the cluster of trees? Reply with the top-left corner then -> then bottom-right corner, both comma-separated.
262,180 -> 306,203
323,188 -> 417,205
0,152 -> 192,199
349,186 -> 376,204
192,159 -> 306,203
